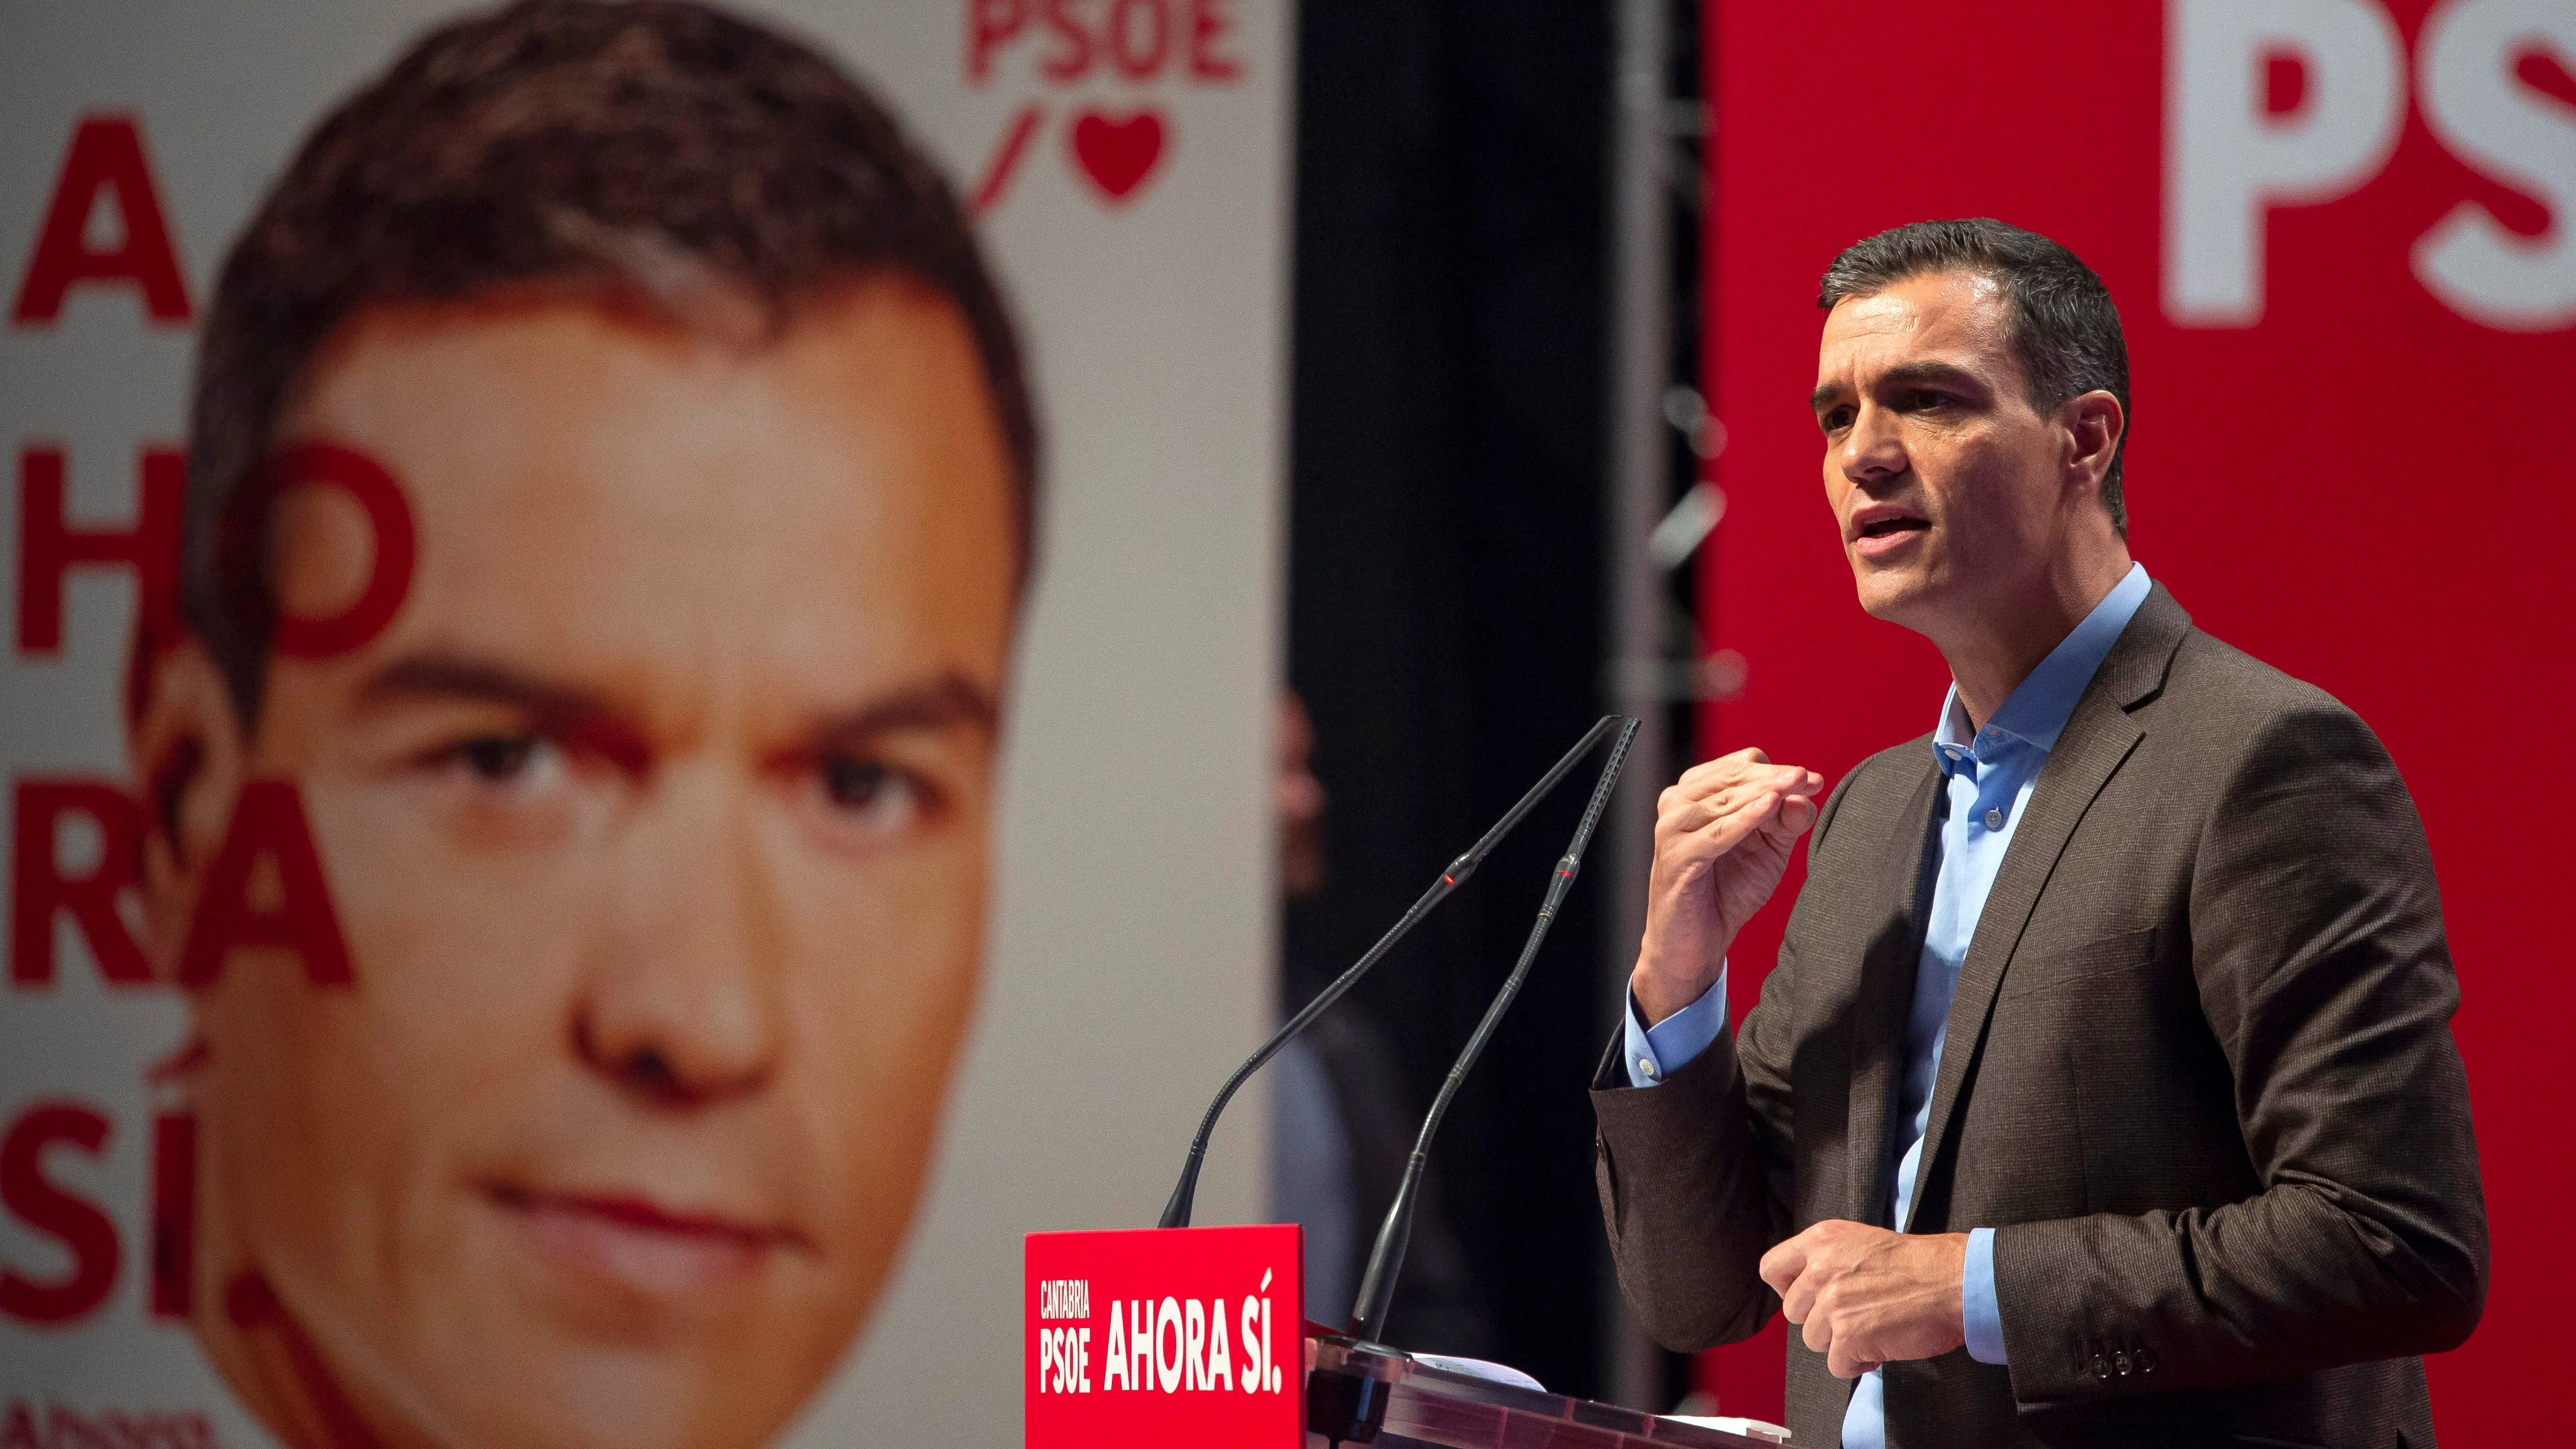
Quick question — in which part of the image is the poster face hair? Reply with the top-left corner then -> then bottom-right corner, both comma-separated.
184,0 -> 1040,724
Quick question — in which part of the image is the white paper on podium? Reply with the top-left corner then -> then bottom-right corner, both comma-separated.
1668,1414 -> 1791,1443
1409,1354 -> 1546,1392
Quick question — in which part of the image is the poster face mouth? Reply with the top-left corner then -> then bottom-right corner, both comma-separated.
481,1183 -> 812,1298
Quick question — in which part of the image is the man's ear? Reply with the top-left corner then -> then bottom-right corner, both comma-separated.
129,641 -> 250,973
2060,389 -> 2126,503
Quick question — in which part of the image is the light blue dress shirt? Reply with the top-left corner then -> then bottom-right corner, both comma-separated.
1622,564 -> 2150,1448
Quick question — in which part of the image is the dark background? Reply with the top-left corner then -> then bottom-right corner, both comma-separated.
1282,0 -> 1701,1401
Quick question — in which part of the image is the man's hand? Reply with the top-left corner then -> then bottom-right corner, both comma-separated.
1759,1221 -> 1967,1378
1630,749 -> 1825,1024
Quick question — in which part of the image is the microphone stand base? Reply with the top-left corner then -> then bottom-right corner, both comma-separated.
1305,1355 -> 1392,1446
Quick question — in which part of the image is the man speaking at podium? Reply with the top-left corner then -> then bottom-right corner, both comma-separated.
1591,220 -> 2486,1447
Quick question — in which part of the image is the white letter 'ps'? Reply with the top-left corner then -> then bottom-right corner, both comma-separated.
2168,0 -> 2406,324
2412,0 -> 2576,329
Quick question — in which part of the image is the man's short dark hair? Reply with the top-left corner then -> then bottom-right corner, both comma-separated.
181,0 -> 1038,724
1818,219 -> 2130,536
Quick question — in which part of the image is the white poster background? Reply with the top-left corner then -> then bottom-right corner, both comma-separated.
0,3 -> 1293,1444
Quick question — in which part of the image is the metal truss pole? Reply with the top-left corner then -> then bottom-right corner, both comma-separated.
1601,0 -> 1673,1413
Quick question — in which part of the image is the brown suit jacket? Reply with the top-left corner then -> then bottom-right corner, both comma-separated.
1591,586 -> 2486,1448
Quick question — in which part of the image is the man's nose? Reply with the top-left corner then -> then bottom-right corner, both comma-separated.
1841,400 -> 1908,482
574,759 -> 788,1107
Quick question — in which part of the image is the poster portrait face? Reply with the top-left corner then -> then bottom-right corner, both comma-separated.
120,5 -> 1032,1447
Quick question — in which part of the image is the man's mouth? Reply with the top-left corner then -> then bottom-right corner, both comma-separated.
484,1182 -> 805,1296
1849,504 -> 1931,555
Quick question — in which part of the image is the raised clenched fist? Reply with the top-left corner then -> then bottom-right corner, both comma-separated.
1630,748 -> 1825,1025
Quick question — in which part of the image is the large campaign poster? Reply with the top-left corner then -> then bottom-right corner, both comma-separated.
1698,0 -> 2570,1438
0,3 -> 1294,1447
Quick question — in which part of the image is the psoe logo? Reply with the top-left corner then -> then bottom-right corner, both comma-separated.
1033,1268 -> 1288,1396
2167,0 -> 2575,330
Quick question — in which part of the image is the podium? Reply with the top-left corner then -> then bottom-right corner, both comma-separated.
1026,1225 -> 1785,1448
1300,1336 -> 1783,1448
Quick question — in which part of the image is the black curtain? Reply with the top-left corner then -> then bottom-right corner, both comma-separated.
1284,0 -> 1614,1399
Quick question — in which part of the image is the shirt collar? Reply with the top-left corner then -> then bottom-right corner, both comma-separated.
1932,563 -> 2152,768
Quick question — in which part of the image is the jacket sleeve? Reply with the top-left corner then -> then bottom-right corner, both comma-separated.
1993,702 -> 2488,1400
1587,779 -> 1843,1352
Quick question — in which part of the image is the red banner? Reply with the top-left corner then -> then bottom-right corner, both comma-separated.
1024,1223 -> 1303,1448
1701,0 -> 2573,1435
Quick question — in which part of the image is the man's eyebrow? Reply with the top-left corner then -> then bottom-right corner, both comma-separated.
360,652 -> 613,722
1815,361 -> 1994,420
1875,359 -> 1990,395
811,673 -> 999,742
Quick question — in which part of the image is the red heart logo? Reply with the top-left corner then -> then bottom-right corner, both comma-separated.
1069,109 -> 1167,205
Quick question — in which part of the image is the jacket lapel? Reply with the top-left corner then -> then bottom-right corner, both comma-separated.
1841,762 -> 1945,1227
1902,586 -> 2192,1229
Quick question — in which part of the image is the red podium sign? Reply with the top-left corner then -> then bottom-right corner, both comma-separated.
1025,1223 -> 1304,1448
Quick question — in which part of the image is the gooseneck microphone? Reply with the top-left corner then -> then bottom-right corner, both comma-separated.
1311,715 -> 1637,1447
1156,714 -> 1633,1232
1348,714 -> 1635,1342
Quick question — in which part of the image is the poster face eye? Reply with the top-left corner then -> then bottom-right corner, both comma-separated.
813,755 -> 930,837
439,734 -> 563,791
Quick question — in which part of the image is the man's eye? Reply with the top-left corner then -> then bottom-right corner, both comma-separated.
1821,408 -> 1854,433
820,755 -> 926,832
1902,389 -> 1949,411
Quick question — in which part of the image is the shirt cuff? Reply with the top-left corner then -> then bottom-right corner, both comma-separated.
1622,964 -> 1727,1088
1963,1227 -> 2007,1364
